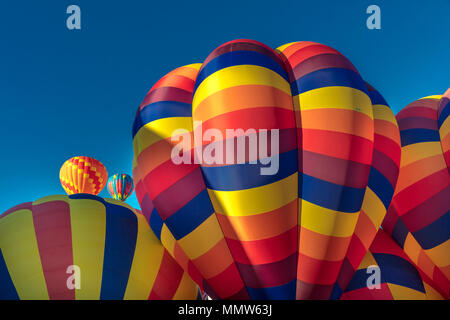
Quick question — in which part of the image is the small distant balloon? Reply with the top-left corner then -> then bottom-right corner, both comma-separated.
60,156 -> 108,195
107,173 -> 135,201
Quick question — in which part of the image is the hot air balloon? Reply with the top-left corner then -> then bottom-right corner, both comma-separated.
60,156 -> 108,195
132,40 -> 401,299
382,90 -> 450,297
0,194 -> 199,300
342,229 -> 444,300
107,173 -> 135,201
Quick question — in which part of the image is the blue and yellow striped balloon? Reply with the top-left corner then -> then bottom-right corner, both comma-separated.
107,173 -> 135,201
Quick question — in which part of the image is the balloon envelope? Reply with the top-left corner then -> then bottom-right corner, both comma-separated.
60,156 -> 108,195
132,39 -> 401,299
0,194 -> 198,300
382,91 -> 450,297
107,173 -> 135,201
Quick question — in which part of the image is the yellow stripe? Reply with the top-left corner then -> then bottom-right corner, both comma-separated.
423,282 -> 444,300
0,209 -> 49,299
160,224 -> 177,255
402,233 -> 421,265
178,214 -> 224,260
33,195 -> 68,205
294,86 -> 373,119
275,42 -> 298,52
208,173 -> 298,216
359,250 -> 377,269
69,198 -> 106,300
439,116 -> 450,139
401,142 -> 443,167
372,104 -> 397,125
300,199 -> 359,237
361,187 -> 386,227
387,283 -> 426,300
193,65 -> 291,112
419,95 -> 441,101
133,117 -> 193,157
171,272 -> 198,300
425,239 -> 450,267
124,213 -> 165,300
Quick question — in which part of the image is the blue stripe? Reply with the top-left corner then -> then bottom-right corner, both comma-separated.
373,253 -> 425,292
438,100 -> 449,129
246,279 -> 296,300
368,89 -> 388,106
194,50 -> 289,92
164,189 -> 215,240
290,67 -> 368,96
330,282 -> 344,300
392,218 -> 409,248
149,208 -> 164,241
345,268 -> 372,291
132,101 -> 192,138
299,173 -> 366,212
367,167 -> 394,209
400,128 -> 440,147
345,253 -> 425,293
0,248 -> 19,300
412,211 -> 450,250
100,199 -> 138,300
201,149 -> 297,191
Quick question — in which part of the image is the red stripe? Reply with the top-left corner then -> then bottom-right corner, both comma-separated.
284,44 -> 342,70
152,168 -> 206,220
32,200 -> 74,300
300,150 -> 371,188
143,160 -> 198,200
237,253 -> 297,288
400,186 -> 449,232
199,107 -> 296,133
396,105 -> 437,121
392,168 -> 448,217
226,227 -> 297,265
301,129 -> 373,165
148,250 -> 183,300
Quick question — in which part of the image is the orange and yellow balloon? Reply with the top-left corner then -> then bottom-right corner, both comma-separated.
59,156 -> 108,195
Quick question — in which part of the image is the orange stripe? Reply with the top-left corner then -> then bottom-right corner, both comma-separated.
194,85 -> 294,122
301,108 -> 373,140
216,200 -> 297,241
299,227 -> 351,261
192,238 -> 235,279
374,119 -> 401,144
302,129 -> 373,164
395,154 -> 446,193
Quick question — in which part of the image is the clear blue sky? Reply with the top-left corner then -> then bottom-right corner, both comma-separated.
0,0 -> 449,213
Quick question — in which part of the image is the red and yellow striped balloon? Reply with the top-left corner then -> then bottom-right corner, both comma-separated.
0,194 -> 198,300
132,40 -> 402,299
59,156 -> 108,195
382,91 -> 450,297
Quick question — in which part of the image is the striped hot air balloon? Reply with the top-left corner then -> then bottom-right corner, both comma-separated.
107,173 -> 135,201
0,194 -> 198,300
132,40 -> 401,300
60,156 -> 108,195
342,229 -> 444,300
382,90 -> 450,297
